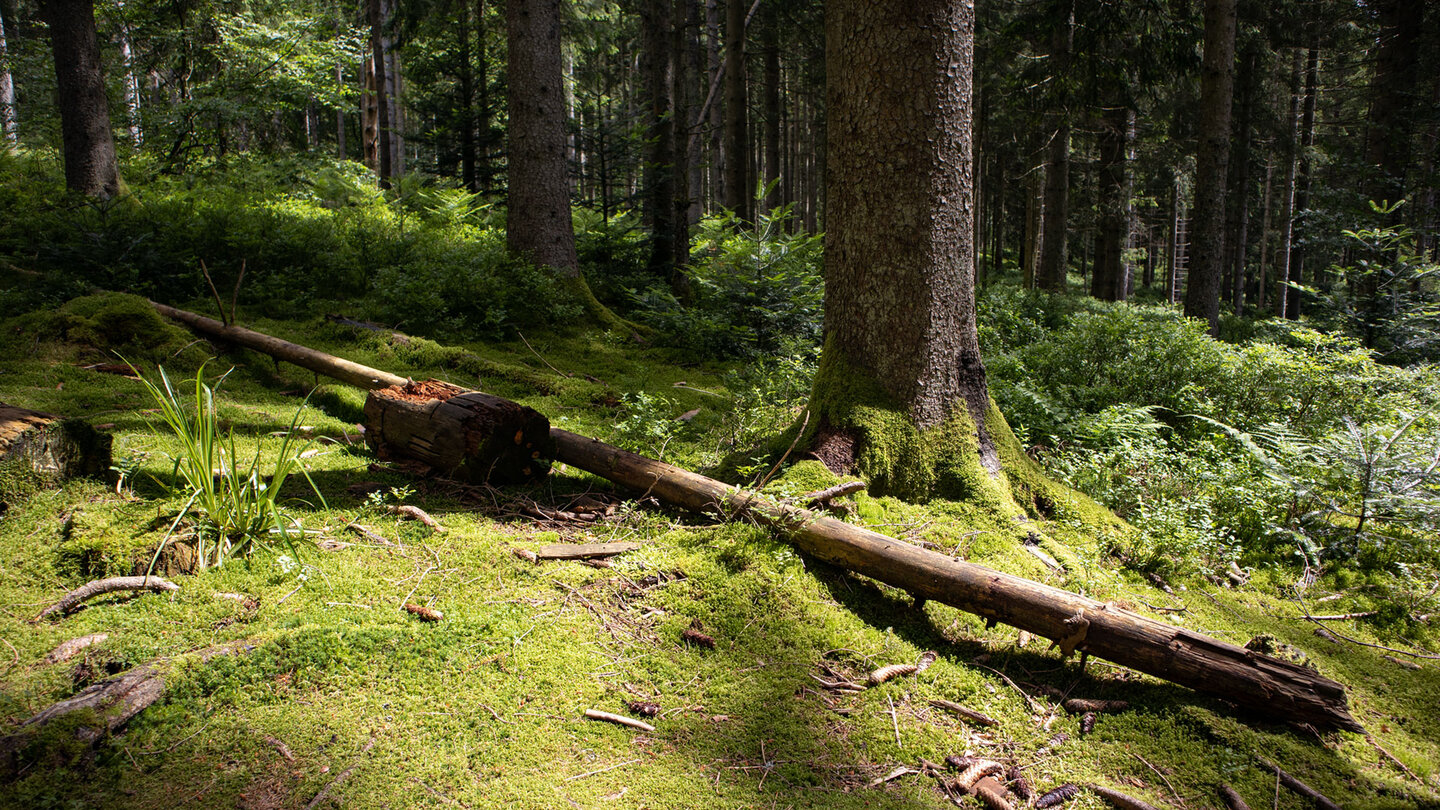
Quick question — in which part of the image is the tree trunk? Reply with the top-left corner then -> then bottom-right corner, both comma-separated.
41,0 -> 121,198
1091,104 -> 1132,302
459,1 -> 477,191
641,0 -> 677,279
1363,0 -> 1423,217
1036,2 -> 1073,293
761,1 -> 780,212
1286,36 -> 1318,321
367,0 -> 392,186
476,0 -> 494,193
813,0 -> 1001,500
506,0 -> 581,277
682,0 -> 703,225
1182,0 -> 1236,335
0,0 -> 15,149
1023,167 -> 1043,290
336,62 -> 347,159
1274,49 -> 1302,318
1256,157 -> 1273,310
381,0 -> 405,178
1225,45 -> 1258,315
722,0 -> 748,218
670,0 -> 694,285
705,0 -> 723,211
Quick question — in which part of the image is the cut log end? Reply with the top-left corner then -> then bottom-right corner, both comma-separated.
363,380 -> 555,484
1,405 -> 113,504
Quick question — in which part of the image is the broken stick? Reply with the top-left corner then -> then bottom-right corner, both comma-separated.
34,576 -> 179,622
583,709 -> 655,733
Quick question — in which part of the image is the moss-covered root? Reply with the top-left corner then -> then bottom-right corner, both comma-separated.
564,275 -> 653,340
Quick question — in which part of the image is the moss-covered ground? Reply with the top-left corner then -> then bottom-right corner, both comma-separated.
1,298 -> 1438,809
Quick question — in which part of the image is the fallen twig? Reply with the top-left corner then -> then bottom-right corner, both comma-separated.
1256,757 -> 1340,810
583,709 -> 655,733
34,576 -> 179,621
800,481 -> 866,508
866,765 -> 918,787
1217,783 -> 1251,810
389,504 -> 446,532
566,757 -> 642,782
534,542 -> 640,560
1366,733 -> 1421,782
1089,784 -> 1163,810
928,698 -> 998,727
263,734 -> 295,763
44,633 -> 109,664
346,521 -> 398,547
304,737 -> 377,809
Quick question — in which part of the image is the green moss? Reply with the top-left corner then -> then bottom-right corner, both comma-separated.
6,292 -> 205,368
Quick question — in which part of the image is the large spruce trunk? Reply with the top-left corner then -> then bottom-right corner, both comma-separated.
1182,0 -> 1237,334
41,0 -> 120,197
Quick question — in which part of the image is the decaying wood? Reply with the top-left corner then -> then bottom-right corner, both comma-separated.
549,429 -> 1364,733
0,403 -> 112,495
1257,757 -> 1341,810
511,547 -> 539,563
0,641 -> 255,770
533,541 -> 640,560
1034,784 -> 1081,808
800,480 -> 866,507
1062,698 -> 1129,715
364,379 -> 554,484
148,310 -> 1365,733
583,709 -> 655,733
404,604 -> 443,621
1218,783 -> 1251,810
929,699 -> 998,727
389,504 -> 446,531
1089,784 -> 1163,810
44,633 -> 109,664
34,576 -> 179,621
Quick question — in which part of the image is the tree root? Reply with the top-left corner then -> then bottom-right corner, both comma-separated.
33,576 -> 180,622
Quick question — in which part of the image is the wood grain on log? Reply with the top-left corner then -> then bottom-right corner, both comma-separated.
549,429 -> 1362,732
0,403 -> 112,495
363,379 -> 554,484
533,542 -> 639,560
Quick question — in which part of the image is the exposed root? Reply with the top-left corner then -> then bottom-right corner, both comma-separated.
44,633 -> 109,664
34,576 -> 180,622
388,504 -> 446,532
929,699 -> 999,727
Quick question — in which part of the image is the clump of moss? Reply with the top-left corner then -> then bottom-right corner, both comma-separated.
5,292 -> 206,368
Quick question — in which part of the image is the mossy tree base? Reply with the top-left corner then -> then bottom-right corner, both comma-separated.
0,404 -> 112,508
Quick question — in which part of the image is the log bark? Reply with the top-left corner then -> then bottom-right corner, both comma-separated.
550,428 -> 1361,732
363,379 -> 553,484
1,641 -> 255,773
150,305 -> 1363,732
0,403 -> 112,501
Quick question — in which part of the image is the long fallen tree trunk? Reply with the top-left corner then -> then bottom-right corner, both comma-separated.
151,302 -> 1363,732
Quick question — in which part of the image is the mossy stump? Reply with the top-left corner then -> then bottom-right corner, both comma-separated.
0,404 -> 112,507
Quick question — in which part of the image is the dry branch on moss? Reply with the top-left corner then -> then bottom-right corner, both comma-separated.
533,541 -> 639,560
928,699 -> 998,726
44,633 -> 109,664
388,504 -> 446,531
34,576 -> 180,622
1257,757 -> 1341,810
583,709 -> 655,733
1218,783 -> 1252,810
1088,784 -> 1163,810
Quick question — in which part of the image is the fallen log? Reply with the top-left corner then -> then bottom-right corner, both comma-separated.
0,640 -> 255,773
0,403 -> 112,503
150,303 -> 1363,732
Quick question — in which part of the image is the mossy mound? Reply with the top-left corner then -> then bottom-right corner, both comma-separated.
4,292 -> 207,369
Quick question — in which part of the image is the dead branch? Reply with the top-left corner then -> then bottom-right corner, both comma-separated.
1062,698 -> 1129,715
389,504 -> 445,532
928,699 -> 998,727
305,737 -> 376,810
1088,784 -> 1163,810
263,734 -> 295,763
800,481 -> 866,507
1256,758 -> 1340,810
533,542 -> 640,560
44,633 -> 109,664
583,709 -> 655,733
1217,783 -> 1251,810
34,576 -> 179,622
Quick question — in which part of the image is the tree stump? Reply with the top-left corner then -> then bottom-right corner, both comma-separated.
363,380 -> 554,484
0,403 -> 112,506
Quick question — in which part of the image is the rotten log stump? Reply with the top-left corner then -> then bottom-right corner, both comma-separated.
1,403 -> 112,505
363,380 -> 554,484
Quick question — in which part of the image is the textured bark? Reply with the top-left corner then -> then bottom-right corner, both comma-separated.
506,0 -> 581,276
641,0 -> 677,278
761,1 -> 781,211
1225,45 -> 1258,314
1256,158 -> 1273,310
42,0 -> 121,197
1182,0 -> 1237,335
1274,49 -> 1302,318
1036,2 -> 1073,293
722,0 -> 748,218
0,404 -> 112,497
367,0 -> 392,186
1091,105 -> 1132,302
821,0 -> 991,463
0,1 -> 14,149
1285,37 -> 1319,321
672,0 -> 696,277
551,428 -> 1362,733
459,2 -> 476,190
363,379 -> 554,484
1362,0 -> 1423,215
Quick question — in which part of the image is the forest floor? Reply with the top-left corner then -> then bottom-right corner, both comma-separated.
1,301 -> 1438,810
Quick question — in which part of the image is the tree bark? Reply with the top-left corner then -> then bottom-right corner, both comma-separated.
1286,36 -> 1319,321
1274,49 -> 1302,318
506,0 -> 581,277
1182,0 -> 1237,335
0,0 -> 15,149
722,0 -> 748,218
41,0 -> 121,197
761,1 -> 780,212
815,0 -> 999,491
1224,44 -> 1258,315
367,0 -> 392,186
1036,2 -> 1073,293
641,0 -> 677,279
1091,104 -> 1132,302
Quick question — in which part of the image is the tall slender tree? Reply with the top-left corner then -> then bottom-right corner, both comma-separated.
0,0 -> 16,149
722,0 -> 748,218
1182,0 -> 1237,334
1035,0 -> 1073,292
